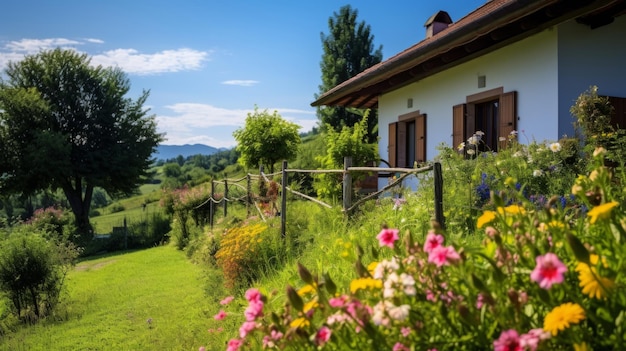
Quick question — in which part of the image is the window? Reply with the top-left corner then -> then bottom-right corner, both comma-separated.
453,87 -> 517,152
388,111 -> 426,167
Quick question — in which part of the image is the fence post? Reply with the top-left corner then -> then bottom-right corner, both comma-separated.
223,179 -> 228,217
343,156 -> 352,213
210,179 -> 215,229
246,174 -> 251,217
281,160 -> 287,239
434,162 -> 445,229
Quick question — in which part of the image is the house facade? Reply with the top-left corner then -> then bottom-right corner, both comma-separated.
312,0 -> 626,189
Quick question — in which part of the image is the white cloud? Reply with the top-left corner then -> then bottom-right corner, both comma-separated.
84,38 -> 105,44
222,80 -> 259,87
5,38 -> 81,53
91,48 -> 210,75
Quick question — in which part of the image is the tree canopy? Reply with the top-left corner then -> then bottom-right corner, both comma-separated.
0,48 -> 163,238
317,5 -> 383,142
233,107 -> 301,173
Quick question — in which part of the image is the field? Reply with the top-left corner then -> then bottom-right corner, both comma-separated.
0,246 -> 219,351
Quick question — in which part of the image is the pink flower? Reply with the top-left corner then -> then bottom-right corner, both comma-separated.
315,326 -> 332,346
244,300 -> 264,321
393,342 -> 410,351
530,253 -> 567,289
245,288 -> 262,303
401,327 -> 411,337
199,347 -> 206,351
239,321 -> 256,338
423,232 -> 444,253
520,328 -> 550,351
329,295 -> 349,308
493,329 -> 522,351
220,296 -> 235,305
427,245 -> 461,267
377,228 -> 400,248
227,339 -> 243,351
213,310 -> 227,320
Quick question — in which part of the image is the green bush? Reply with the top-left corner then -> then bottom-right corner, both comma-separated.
0,227 -> 78,322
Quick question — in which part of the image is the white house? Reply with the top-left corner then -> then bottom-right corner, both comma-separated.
312,0 -> 626,189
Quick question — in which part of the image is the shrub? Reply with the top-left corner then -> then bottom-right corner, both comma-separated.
0,227 -> 78,322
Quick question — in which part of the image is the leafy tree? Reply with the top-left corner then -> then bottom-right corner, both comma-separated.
0,49 -> 163,240
233,107 -> 301,173
317,5 -> 383,142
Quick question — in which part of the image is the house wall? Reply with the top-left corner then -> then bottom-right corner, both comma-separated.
378,28 -> 559,188
557,15 -> 626,137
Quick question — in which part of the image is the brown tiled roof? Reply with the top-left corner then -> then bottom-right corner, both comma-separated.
312,0 -> 625,109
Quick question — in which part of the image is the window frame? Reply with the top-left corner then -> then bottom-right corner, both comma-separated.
388,111 -> 427,168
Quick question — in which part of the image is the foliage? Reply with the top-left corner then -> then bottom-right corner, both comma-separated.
0,227 -> 79,322
233,107 -> 301,173
317,5 -> 382,142
314,113 -> 379,199
0,48 -> 163,238
26,206 -> 75,242
161,185 -> 211,250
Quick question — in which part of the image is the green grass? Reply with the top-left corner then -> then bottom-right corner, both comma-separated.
91,202 -> 162,234
0,246 -> 217,351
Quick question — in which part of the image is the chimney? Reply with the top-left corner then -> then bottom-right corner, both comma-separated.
425,10 -> 452,38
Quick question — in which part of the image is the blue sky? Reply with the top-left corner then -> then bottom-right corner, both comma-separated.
0,0 -> 485,148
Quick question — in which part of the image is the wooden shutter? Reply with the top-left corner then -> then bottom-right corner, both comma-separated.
388,122 -> 397,167
397,122 -> 407,168
452,104 -> 466,150
415,114 -> 426,163
499,91 -> 517,146
608,96 -> 626,129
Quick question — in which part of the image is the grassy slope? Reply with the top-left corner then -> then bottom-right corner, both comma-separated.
0,246 -> 214,351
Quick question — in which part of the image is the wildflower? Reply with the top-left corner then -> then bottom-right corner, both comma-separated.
457,142 -> 466,151
475,130 -> 485,136
244,300 -> 264,321
530,253 -> 567,289
329,295 -> 349,308
575,254 -> 614,299
239,321 -> 256,338
227,338 -> 243,351
468,135 -> 481,145
574,342 -> 590,351
377,228 -> 400,248
423,231 -> 444,253
428,245 -> 461,267
493,329 -> 521,351
315,326 -> 332,346
466,149 -> 476,155
388,304 -> 410,321
350,277 -> 383,294
543,302 -> 585,336
290,317 -> 310,328
367,261 -> 379,276
549,142 -> 561,152
499,136 -> 507,142
303,299 -> 319,313
587,201 -> 619,224
401,327 -> 411,337
477,210 -> 496,228
519,328 -> 550,351
245,288 -> 262,303
510,130 -> 518,136
499,205 -> 526,215
220,296 -> 235,305
213,310 -> 227,320
393,342 -> 410,351
593,147 -> 607,157
297,284 -> 316,296
533,169 -> 543,177
199,347 -> 205,351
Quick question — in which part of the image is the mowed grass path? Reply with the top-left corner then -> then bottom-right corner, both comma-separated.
0,246 -> 214,351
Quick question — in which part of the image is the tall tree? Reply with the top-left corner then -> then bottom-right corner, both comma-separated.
317,5 -> 383,142
0,49 -> 163,240
233,107 -> 301,173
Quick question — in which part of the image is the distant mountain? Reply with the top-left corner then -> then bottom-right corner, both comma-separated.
153,144 -> 221,161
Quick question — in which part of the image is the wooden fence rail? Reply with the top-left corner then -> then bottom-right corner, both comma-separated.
201,157 -> 444,238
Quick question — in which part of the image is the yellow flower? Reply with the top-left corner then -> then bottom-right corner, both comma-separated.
367,261 -> 379,275
575,254 -> 614,299
543,302 -> 585,336
297,284 -> 316,296
587,201 -> 619,224
574,342 -> 590,351
303,299 -> 319,313
498,204 -> 526,215
350,277 -> 382,294
477,210 -> 496,228
290,317 -> 310,329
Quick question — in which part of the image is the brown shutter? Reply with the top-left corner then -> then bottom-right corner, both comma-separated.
499,91 -> 517,147
608,96 -> 626,129
388,122 -> 397,167
415,114 -> 426,163
397,122 -> 407,168
452,104 -> 466,150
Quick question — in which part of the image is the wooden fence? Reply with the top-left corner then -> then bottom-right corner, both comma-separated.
199,157 -> 444,237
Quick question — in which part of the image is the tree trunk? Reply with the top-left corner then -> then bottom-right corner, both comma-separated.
62,179 -> 94,243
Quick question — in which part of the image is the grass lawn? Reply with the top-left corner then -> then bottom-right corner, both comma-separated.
0,246 -> 216,351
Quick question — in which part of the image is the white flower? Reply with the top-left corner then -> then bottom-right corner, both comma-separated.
499,136 -> 507,142
510,130 -> 518,136
593,147 -> 607,157
475,130 -> 485,136
549,142 -> 561,152
533,169 -> 543,177
457,142 -> 466,151
387,304 -> 411,321
466,149 -> 476,155
467,135 -> 481,145
513,151 -> 523,158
